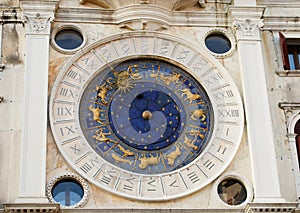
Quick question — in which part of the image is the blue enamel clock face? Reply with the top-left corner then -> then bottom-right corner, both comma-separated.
79,59 -> 213,175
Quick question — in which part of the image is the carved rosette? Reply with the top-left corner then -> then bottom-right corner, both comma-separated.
233,18 -> 264,41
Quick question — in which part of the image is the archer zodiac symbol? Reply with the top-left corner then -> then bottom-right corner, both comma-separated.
92,128 -> 116,144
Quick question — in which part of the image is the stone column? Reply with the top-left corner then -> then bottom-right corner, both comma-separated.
15,0 -> 58,203
229,7 -> 286,203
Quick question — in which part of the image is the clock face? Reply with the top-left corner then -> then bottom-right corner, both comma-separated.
50,32 -> 244,201
79,59 -> 213,175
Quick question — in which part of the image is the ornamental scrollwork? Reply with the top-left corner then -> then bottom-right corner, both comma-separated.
23,12 -> 54,34
233,18 -> 264,40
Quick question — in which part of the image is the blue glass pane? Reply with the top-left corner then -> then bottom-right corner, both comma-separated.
205,34 -> 231,54
55,30 -> 83,50
288,54 -> 295,70
52,179 -> 84,206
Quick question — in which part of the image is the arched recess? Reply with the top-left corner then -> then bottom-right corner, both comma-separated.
279,102 -> 300,200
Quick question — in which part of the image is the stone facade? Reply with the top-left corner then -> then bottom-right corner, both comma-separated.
0,0 -> 300,212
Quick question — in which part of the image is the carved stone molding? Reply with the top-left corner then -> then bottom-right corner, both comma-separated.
3,203 -> 60,213
244,202 -> 298,213
119,20 -> 169,32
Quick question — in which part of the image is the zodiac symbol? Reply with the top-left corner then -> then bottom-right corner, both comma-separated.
92,128 -> 116,143
112,65 -> 141,93
188,128 -> 205,139
138,154 -> 160,169
88,105 -> 105,123
96,84 -> 110,105
111,153 -> 132,165
117,145 -> 135,158
183,135 -> 198,150
164,145 -> 181,166
191,109 -> 206,122
150,72 -> 181,86
180,88 -> 202,103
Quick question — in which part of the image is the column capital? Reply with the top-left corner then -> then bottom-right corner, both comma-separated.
20,0 -> 59,34
228,6 -> 265,41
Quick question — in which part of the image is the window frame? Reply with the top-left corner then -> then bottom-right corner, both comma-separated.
279,32 -> 300,70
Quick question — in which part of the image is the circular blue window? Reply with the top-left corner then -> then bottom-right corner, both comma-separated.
51,179 -> 84,207
55,29 -> 83,50
205,33 -> 231,54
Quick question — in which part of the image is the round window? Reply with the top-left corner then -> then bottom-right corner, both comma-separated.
51,179 -> 84,207
217,178 -> 247,206
54,29 -> 83,50
47,173 -> 89,208
205,33 -> 231,54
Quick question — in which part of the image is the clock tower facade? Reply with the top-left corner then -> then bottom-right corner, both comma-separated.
0,0 -> 300,212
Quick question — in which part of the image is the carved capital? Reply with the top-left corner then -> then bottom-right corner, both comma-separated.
23,13 -> 54,34
20,0 -> 58,34
233,18 -> 264,41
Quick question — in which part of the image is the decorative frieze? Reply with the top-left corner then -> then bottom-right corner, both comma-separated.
4,203 -> 60,213
245,202 -> 298,213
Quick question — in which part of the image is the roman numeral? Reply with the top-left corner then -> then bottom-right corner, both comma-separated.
81,162 -> 92,173
176,48 -> 190,63
169,180 -> 179,188
70,143 -> 81,154
204,72 -> 223,85
217,145 -> 227,155
66,70 -> 85,83
159,40 -> 170,56
146,178 -> 156,191
213,90 -> 234,101
120,40 -> 130,55
140,39 -> 149,53
203,159 -> 215,170
60,125 -> 75,136
101,175 -> 112,185
59,88 -> 75,98
217,109 -> 239,117
187,171 -> 200,184
57,107 -> 72,116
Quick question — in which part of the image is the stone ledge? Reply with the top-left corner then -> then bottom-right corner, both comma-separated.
276,70 -> 300,77
244,202 -> 298,213
3,203 -> 60,213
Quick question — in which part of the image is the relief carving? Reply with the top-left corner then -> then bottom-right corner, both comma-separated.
23,13 -> 54,34
233,18 -> 264,40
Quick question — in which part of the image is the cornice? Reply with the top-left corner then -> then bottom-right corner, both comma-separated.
227,6 -> 265,19
54,5 -> 228,27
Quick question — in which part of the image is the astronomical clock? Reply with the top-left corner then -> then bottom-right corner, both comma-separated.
49,31 -> 244,201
